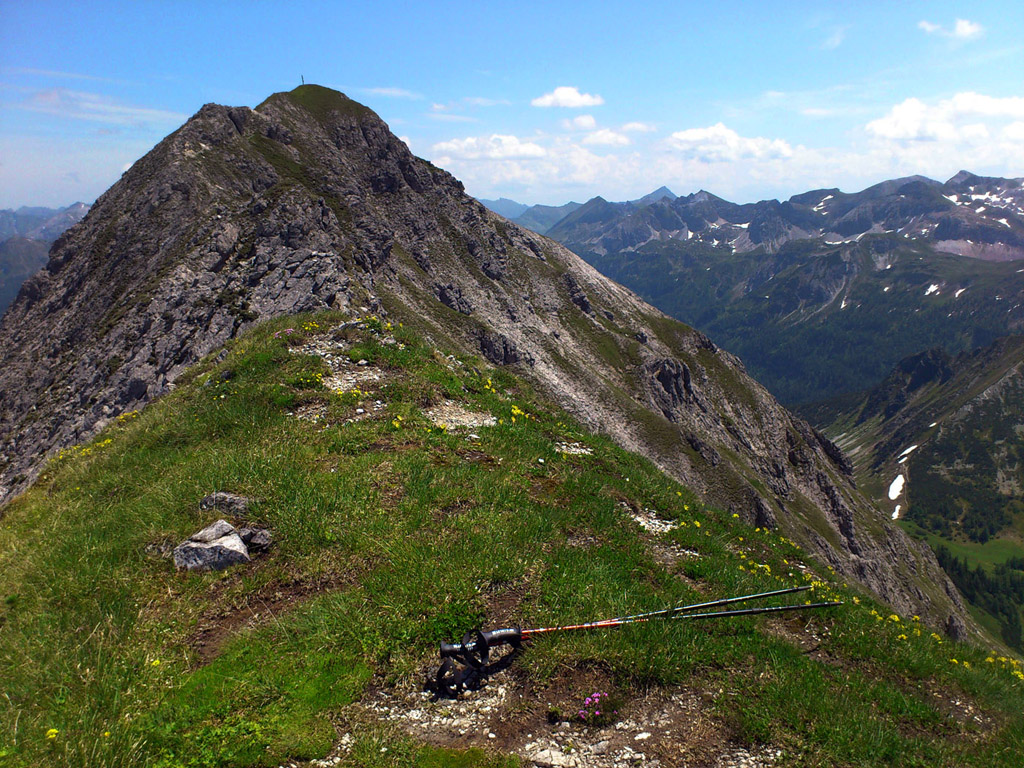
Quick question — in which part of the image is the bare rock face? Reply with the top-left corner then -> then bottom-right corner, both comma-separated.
0,85 -> 971,631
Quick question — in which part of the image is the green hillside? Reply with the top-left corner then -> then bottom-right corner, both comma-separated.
2,313 -> 1022,767
810,338 -> 1024,653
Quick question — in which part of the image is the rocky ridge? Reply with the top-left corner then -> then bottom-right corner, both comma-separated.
0,85 -> 969,631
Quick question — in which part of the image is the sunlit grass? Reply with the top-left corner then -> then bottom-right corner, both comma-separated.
1,312 -> 1022,767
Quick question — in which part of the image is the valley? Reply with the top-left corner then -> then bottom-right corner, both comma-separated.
490,178 -> 1024,660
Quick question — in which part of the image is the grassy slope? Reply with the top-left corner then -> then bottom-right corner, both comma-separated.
1,313 -> 1023,767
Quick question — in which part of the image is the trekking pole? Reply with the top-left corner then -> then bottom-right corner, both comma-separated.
430,586 -> 842,696
440,585 -> 814,663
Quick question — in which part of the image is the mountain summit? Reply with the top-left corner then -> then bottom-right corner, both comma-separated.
0,85 -> 968,629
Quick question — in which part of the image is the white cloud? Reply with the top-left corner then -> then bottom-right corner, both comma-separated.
801,107 -> 835,118
668,123 -> 794,162
5,67 -> 126,84
1004,122 -> 1024,141
531,86 -> 604,108
866,92 -> 1024,141
821,27 -> 847,50
953,18 -> 984,39
621,121 -> 656,133
423,93 -> 1024,210
560,114 -> 597,130
583,129 -> 631,146
364,87 -> 422,99
918,18 -> 983,39
432,134 -> 546,160
18,88 -> 185,127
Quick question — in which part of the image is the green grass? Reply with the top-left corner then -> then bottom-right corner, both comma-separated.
899,520 -> 1024,573
2,312 -> 1023,767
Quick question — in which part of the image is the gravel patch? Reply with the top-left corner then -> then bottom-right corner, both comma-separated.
425,400 -> 497,430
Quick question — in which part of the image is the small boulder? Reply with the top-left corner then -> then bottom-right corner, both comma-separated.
173,520 -> 250,572
238,526 -> 273,553
188,518 -> 237,543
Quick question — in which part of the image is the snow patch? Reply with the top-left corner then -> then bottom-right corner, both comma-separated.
998,218 -> 1011,228
955,288 -> 966,298
925,284 -> 940,296
888,475 -> 905,500
898,445 -> 919,459
892,505 -> 901,520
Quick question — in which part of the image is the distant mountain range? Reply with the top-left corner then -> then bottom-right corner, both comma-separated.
547,172 -> 1024,262
0,203 -> 90,243
480,186 -> 677,236
0,203 -> 90,315
494,173 -> 1024,405
476,196 -> 529,219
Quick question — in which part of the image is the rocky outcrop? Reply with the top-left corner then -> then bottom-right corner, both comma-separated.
172,518 -> 272,572
0,85 -> 973,633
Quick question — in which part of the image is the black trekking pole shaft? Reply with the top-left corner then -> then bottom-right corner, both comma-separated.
672,601 -> 843,621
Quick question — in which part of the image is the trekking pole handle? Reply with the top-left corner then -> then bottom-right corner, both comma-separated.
440,627 -> 522,659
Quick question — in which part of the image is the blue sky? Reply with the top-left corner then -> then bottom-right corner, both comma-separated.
1,0 -> 1023,208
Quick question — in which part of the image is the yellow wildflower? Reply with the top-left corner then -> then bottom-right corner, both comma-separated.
46,728 -> 59,739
